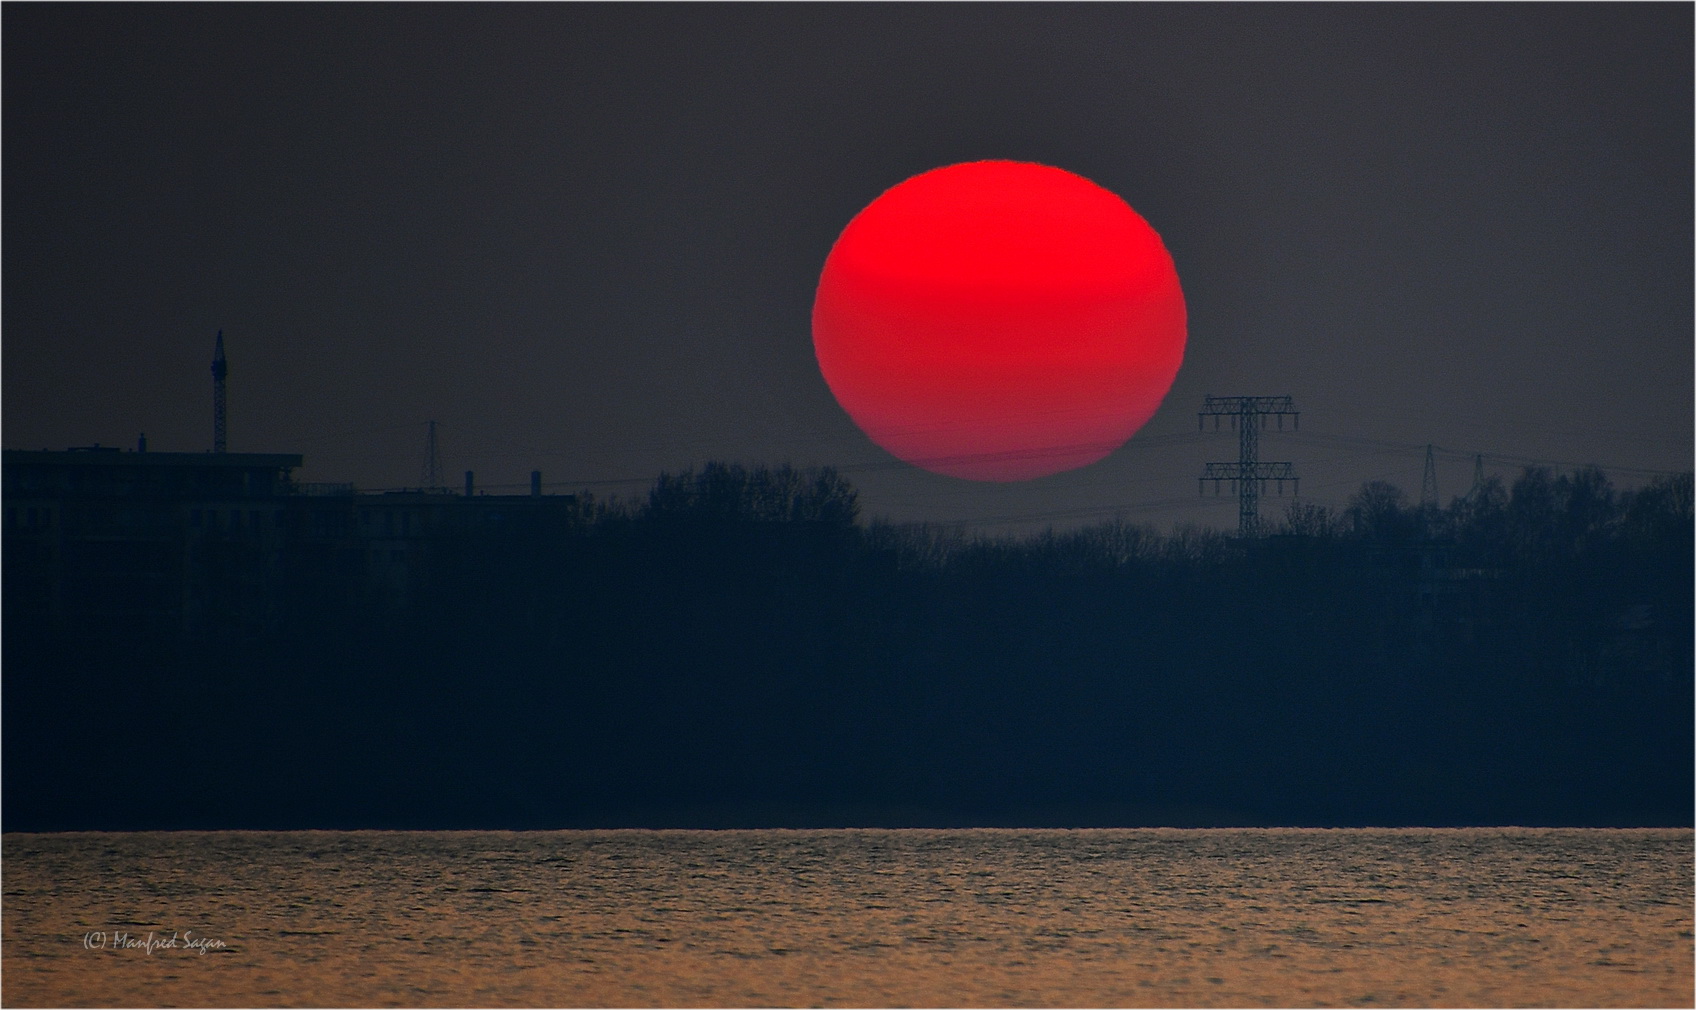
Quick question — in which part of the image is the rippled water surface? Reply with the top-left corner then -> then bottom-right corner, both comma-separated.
3,828 -> 1690,1007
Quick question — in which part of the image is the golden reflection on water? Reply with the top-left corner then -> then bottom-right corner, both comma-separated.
3,827 -> 1690,1008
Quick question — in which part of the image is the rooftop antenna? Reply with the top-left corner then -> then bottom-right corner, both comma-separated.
421,420 -> 441,490
211,330 -> 228,453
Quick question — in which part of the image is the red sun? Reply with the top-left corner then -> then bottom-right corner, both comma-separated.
812,160 -> 1186,481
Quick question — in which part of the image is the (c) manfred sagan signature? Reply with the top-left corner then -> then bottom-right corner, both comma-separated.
83,930 -> 228,955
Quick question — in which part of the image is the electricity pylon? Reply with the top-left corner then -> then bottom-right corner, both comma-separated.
1199,395 -> 1299,536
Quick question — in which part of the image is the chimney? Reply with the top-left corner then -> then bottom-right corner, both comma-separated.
531,470 -> 542,496
464,470 -> 474,497
137,433 -> 148,453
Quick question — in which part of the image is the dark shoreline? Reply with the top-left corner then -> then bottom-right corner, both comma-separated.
7,464 -> 1690,833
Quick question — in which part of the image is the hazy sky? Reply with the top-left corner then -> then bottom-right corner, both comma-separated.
6,4 -> 1690,532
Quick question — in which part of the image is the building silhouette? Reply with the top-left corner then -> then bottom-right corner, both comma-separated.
4,445 -> 575,637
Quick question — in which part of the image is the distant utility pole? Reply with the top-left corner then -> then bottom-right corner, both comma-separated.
421,420 -> 442,489
1199,395 -> 1299,536
1421,444 -> 1439,511
1470,454 -> 1486,499
211,330 -> 228,453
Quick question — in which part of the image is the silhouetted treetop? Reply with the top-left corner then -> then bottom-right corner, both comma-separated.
1345,479 -> 1412,542
645,462 -> 859,528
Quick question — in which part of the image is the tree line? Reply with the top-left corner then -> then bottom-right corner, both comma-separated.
6,461 -> 1689,830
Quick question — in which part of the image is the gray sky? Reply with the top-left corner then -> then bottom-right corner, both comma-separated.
6,4 -> 1690,532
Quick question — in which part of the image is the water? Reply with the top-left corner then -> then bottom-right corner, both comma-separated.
3,828 -> 1689,1007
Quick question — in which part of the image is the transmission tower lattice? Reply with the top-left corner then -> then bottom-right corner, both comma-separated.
421,420 -> 442,489
211,330 -> 228,453
1199,395 -> 1299,536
